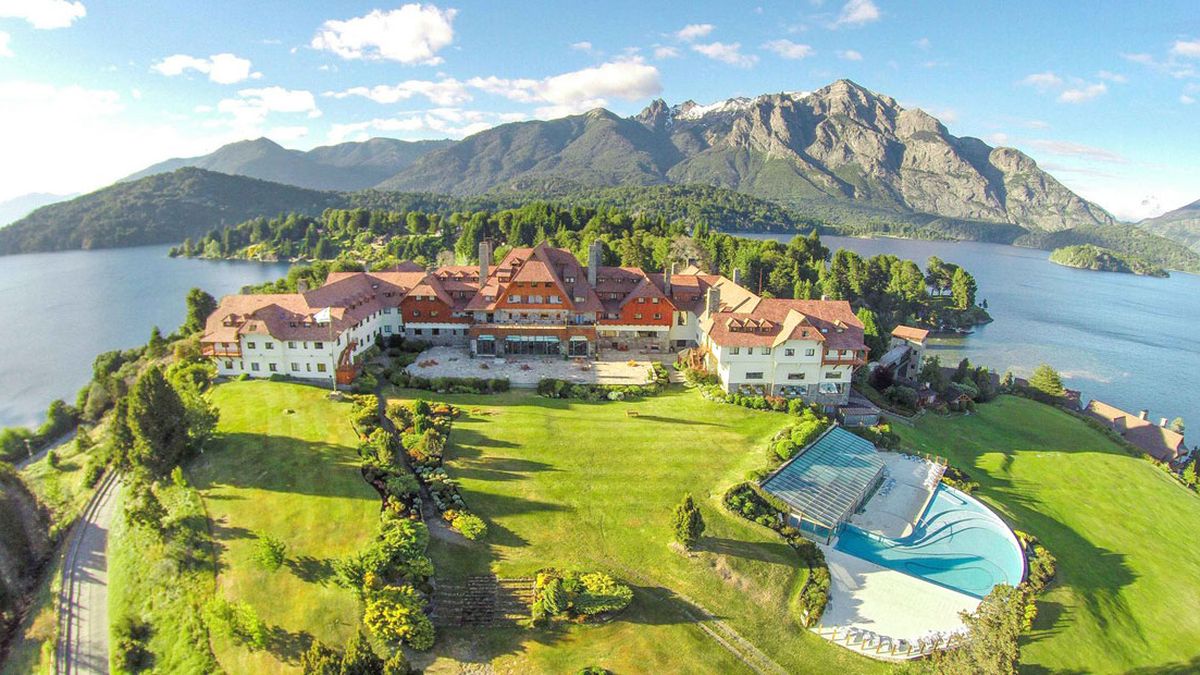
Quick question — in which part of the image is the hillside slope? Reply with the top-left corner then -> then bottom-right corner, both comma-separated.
1138,198 -> 1200,253
0,168 -> 341,254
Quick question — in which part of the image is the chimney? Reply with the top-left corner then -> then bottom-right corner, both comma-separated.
664,262 -> 675,296
1139,409 -> 1149,421
1160,417 -> 1169,428
478,241 -> 491,280
297,279 -> 309,293
705,287 -> 721,316
732,267 -> 742,286
588,240 -> 602,287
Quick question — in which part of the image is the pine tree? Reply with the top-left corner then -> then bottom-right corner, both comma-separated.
184,288 -> 218,333
672,493 -> 705,550
300,641 -> 341,675
951,268 -> 978,309
1028,364 -> 1065,399
855,307 -> 884,358
126,366 -> 192,476
340,630 -> 384,675
147,325 -> 166,358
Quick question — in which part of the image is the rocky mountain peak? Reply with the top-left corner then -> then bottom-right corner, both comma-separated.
635,98 -> 672,132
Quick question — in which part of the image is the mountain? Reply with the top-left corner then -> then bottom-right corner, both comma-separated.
124,137 -> 453,191
0,192 -> 73,226
1138,199 -> 1200,253
380,79 -> 1115,234
0,168 -> 341,255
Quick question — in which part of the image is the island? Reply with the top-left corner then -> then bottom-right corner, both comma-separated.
1049,244 -> 1169,277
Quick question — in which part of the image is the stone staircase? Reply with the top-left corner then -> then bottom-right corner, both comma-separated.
430,575 -> 535,627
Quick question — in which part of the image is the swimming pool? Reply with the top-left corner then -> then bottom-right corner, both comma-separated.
834,484 -> 1025,599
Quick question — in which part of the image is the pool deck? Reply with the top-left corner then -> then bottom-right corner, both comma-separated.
813,544 -> 979,661
849,452 -> 942,539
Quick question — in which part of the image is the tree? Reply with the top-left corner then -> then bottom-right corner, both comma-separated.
363,585 -> 435,650
124,478 -> 167,533
126,366 -> 193,476
1027,364 -> 1065,400
950,268 -> 978,310
1170,417 -> 1185,434
929,584 -> 1025,674
146,326 -> 166,358
672,493 -> 705,549
382,651 -> 410,675
183,288 -> 217,334
300,641 -> 341,675
255,532 -> 287,570
340,631 -> 384,675
855,307 -> 884,359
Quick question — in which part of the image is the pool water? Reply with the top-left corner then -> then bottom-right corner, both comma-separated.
835,485 -> 1025,599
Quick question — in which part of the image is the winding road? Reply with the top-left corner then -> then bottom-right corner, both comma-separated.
55,472 -> 120,675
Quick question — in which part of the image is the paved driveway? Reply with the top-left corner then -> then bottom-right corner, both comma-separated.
57,473 -> 120,674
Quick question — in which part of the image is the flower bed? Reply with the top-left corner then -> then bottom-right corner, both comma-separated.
536,362 -> 670,401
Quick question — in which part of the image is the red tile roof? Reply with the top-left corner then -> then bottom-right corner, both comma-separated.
891,325 -> 930,342
702,299 -> 866,350
1083,400 -> 1186,462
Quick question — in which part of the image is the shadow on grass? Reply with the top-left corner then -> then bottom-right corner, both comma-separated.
696,536 -> 796,565
264,625 -> 314,664
453,454 -> 560,482
189,433 -> 375,501
1125,656 -> 1200,675
629,414 -> 728,427
286,555 -> 335,585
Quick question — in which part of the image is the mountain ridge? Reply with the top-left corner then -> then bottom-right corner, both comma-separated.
124,136 -> 453,191
1138,198 -> 1200,253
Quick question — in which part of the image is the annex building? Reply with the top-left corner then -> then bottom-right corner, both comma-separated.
201,241 -> 868,404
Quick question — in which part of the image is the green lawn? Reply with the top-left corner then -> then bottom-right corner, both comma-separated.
187,381 -> 379,673
386,386 -> 882,675
895,396 -> 1200,674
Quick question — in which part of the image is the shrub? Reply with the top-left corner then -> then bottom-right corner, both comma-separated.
299,640 -> 341,675
533,569 -> 633,621
671,494 -> 705,549
363,584 -> 435,650
255,532 -> 287,570
206,597 -> 268,650
113,616 -> 153,672
46,450 -> 59,468
384,473 -> 421,500
451,512 -> 487,540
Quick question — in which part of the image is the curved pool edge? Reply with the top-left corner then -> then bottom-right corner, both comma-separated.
940,483 -> 1027,590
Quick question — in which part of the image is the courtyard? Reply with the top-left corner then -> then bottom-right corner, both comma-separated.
403,345 -> 662,386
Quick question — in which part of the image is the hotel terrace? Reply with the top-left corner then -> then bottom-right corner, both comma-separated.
201,241 -> 868,407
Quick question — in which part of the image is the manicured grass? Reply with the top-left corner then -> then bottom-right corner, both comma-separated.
387,386 -> 882,675
188,381 -> 379,674
894,396 -> 1200,674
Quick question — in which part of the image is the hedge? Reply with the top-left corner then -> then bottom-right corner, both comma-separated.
389,370 -> 510,395
531,569 -> 633,622
537,362 -> 669,401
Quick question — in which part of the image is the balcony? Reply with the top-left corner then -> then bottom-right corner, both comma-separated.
202,344 -> 242,358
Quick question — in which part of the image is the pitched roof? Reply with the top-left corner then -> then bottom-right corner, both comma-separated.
701,299 -> 866,350
1083,400 -> 1186,462
891,325 -> 930,342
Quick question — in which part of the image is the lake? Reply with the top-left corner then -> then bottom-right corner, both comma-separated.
745,234 -> 1200,427
0,246 -> 290,428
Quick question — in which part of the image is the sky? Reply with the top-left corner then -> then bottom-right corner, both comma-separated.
0,0 -> 1197,220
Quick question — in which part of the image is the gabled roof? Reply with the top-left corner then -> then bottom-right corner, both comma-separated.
1083,400 -> 1186,462
891,325 -> 930,343
701,299 -> 865,350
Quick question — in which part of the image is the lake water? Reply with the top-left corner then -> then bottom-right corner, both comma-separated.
745,234 -> 1200,427
0,246 -> 290,428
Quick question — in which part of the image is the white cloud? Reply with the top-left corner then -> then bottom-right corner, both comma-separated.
1097,70 -> 1127,83
152,53 -> 261,85
1058,82 -> 1106,103
1170,39 -> 1200,58
763,39 -> 814,59
833,0 -> 880,27
836,49 -> 863,61
267,125 -> 309,142
0,0 -> 85,29
328,108 -> 528,143
1027,139 -> 1127,164
570,41 -> 592,52
1121,52 -> 1156,66
675,23 -> 714,41
311,3 -> 456,64
986,132 -> 1009,146
914,37 -> 931,50
466,58 -> 661,116
692,42 -> 757,68
216,87 -> 321,128
1025,119 -> 1050,129
0,31 -> 11,57
1182,94 -> 1196,105
653,45 -> 679,59
324,78 -> 471,106
1020,71 -> 1063,91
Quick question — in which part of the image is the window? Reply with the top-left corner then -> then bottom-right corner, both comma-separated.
825,371 -> 842,379
412,309 -> 422,317
548,295 -> 560,304
265,342 -> 274,350
383,308 -> 392,314
414,329 -> 424,335
730,347 -> 741,355
762,347 -> 772,355
634,313 -> 643,320
787,372 -> 805,381
314,341 -> 323,349
251,362 -> 260,371
306,363 -> 311,372
247,341 -> 256,349
384,325 -> 393,334
269,363 -> 278,372
805,348 -> 815,356
317,363 -> 327,373
510,294 -> 522,303
290,363 -> 299,372
430,310 -> 439,317
288,341 -> 296,349
677,313 -> 686,325
432,328 -> 440,336
224,360 -> 233,369
638,297 -> 646,304
785,348 -> 795,357
746,372 -> 764,380
653,313 -> 661,320
652,297 -> 659,304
